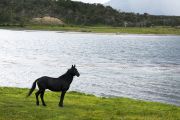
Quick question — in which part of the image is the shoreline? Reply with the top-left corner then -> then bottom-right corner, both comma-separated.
1,28 -> 180,37
1,25 -> 180,36
0,86 -> 179,107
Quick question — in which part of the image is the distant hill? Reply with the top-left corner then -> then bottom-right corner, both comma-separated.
0,0 -> 122,26
106,0 -> 180,16
0,0 -> 180,27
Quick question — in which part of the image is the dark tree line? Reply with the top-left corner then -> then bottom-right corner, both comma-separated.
0,0 -> 180,26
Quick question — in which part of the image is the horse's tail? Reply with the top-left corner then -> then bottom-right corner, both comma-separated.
27,80 -> 37,97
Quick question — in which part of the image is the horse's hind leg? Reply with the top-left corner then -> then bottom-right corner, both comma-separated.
35,90 -> 41,106
40,90 -> 46,106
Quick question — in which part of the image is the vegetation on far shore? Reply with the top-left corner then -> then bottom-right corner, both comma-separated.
1,0 -> 180,35
0,87 -> 179,120
1,0 -> 180,27
1,25 -> 180,35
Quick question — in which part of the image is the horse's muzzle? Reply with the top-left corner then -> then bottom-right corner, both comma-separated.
76,73 -> 80,77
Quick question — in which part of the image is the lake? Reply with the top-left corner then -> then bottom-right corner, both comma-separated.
0,29 -> 180,106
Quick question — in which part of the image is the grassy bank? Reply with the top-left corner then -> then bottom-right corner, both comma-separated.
0,87 -> 179,120
1,25 -> 180,35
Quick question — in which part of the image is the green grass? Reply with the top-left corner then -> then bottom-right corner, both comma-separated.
1,25 -> 180,35
0,87 -> 179,120
27,25 -> 180,35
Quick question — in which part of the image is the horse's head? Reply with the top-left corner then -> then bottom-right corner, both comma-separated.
69,65 -> 80,77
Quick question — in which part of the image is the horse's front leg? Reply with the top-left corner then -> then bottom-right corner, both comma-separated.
59,91 -> 66,107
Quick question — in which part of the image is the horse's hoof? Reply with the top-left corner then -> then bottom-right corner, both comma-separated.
36,102 -> 39,106
43,104 -> 47,106
59,104 -> 63,107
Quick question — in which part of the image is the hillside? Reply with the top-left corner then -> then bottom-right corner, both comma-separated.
0,0 -> 180,27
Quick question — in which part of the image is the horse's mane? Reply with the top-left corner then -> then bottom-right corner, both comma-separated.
58,69 -> 72,79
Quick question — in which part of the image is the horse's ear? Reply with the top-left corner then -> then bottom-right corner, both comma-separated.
72,65 -> 74,68
74,65 -> 76,68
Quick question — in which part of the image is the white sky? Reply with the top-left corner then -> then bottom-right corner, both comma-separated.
72,0 -> 109,4
72,0 -> 180,16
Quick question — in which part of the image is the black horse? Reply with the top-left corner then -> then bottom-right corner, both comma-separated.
27,65 -> 80,107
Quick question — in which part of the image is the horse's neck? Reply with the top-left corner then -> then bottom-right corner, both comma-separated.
59,72 -> 74,84
66,73 -> 74,82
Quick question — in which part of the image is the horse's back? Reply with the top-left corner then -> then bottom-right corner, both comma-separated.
37,76 -> 63,91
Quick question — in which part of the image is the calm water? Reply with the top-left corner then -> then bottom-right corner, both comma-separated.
0,29 -> 180,106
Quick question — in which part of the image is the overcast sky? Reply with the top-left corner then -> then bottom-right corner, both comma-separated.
72,0 -> 109,4
72,0 -> 180,16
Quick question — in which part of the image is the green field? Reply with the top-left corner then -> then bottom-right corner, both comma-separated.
0,87 -> 179,120
1,25 -> 180,35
